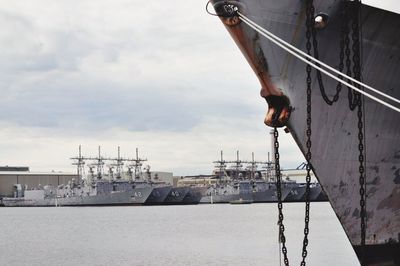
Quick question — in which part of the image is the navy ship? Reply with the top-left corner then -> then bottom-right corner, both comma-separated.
79,146 -> 154,205
209,0 -> 400,264
198,150 -> 325,203
284,183 -> 307,202
181,186 -> 208,204
163,186 -> 190,205
143,182 -> 172,205
121,148 -> 171,205
309,182 -> 328,201
2,146 -> 173,206
251,181 -> 292,203
140,166 -> 172,205
2,182 -> 132,207
201,180 -> 253,203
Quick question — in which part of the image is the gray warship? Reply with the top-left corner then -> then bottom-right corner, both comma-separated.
122,150 -> 172,205
182,186 -> 208,204
2,182 -> 132,207
142,181 -> 172,205
88,147 -> 177,205
198,150 -> 326,203
77,146 -> 155,205
163,186 -> 190,205
2,146 -> 174,206
251,181 -> 291,203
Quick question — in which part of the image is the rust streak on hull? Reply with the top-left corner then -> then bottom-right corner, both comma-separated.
217,11 -> 291,127
218,13 -> 282,98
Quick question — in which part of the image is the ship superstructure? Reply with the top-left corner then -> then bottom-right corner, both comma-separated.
3,146 -> 173,206
200,149 -> 324,203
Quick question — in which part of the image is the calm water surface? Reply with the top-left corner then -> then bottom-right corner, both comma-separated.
0,202 -> 360,266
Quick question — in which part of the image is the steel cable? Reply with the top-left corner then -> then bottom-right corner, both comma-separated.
237,12 -> 400,113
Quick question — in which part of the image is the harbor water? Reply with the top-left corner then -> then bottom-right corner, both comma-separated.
0,202 -> 360,266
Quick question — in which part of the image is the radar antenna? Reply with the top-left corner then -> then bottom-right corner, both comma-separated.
245,152 -> 264,180
227,150 -> 244,180
109,146 -> 128,180
213,150 -> 228,183
92,146 -> 106,180
70,145 -> 91,184
126,148 -> 147,182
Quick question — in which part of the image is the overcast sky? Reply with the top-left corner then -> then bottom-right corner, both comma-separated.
0,1 -> 396,175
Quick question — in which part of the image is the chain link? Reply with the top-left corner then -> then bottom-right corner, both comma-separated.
274,128 -> 290,266
272,1 -> 365,263
351,0 -> 366,247
308,1 -> 360,111
301,2 -> 314,265
358,97 -> 366,246
310,2 -> 349,105
347,2 -> 360,110
307,0 -> 366,247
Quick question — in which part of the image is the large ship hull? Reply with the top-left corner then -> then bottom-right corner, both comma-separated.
182,186 -> 208,204
129,186 -> 153,204
200,181 -> 253,203
200,192 -> 239,203
2,191 -> 132,207
211,0 -> 400,264
285,185 -> 307,202
112,181 -> 154,204
252,186 -> 291,202
163,186 -> 190,204
309,184 -> 328,201
144,186 -> 172,205
200,183 -> 317,203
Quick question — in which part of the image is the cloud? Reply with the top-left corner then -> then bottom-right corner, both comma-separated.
0,0 -> 305,174
0,0 -> 260,130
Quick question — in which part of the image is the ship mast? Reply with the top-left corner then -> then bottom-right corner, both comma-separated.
264,152 -> 274,182
213,150 -> 228,183
110,146 -> 126,180
270,129 -> 275,165
127,148 -> 147,182
227,150 -> 243,180
87,165 -> 95,183
70,145 -> 91,184
246,152 -> 264,180
92,146 -> 106,180
260,130 -> 276,182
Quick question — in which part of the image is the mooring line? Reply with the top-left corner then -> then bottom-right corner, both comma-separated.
237,12 -> 400,113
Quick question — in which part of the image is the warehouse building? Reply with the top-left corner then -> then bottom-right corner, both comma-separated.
0,166 -> 77,197
0,166 -> 176,198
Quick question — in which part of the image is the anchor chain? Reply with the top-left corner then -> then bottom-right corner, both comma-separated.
306,0 -> 366,247
311,2 -> 345,105
351,0 -> 366,246
348,1 -> 362,110
274,128 -> 290,266
301,1 -> 314,265
358,93 -> 366,246
273,2 -> 314,264
273,0 -> 366,263
349,0 -> 367,247
308,1 -> 361,111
